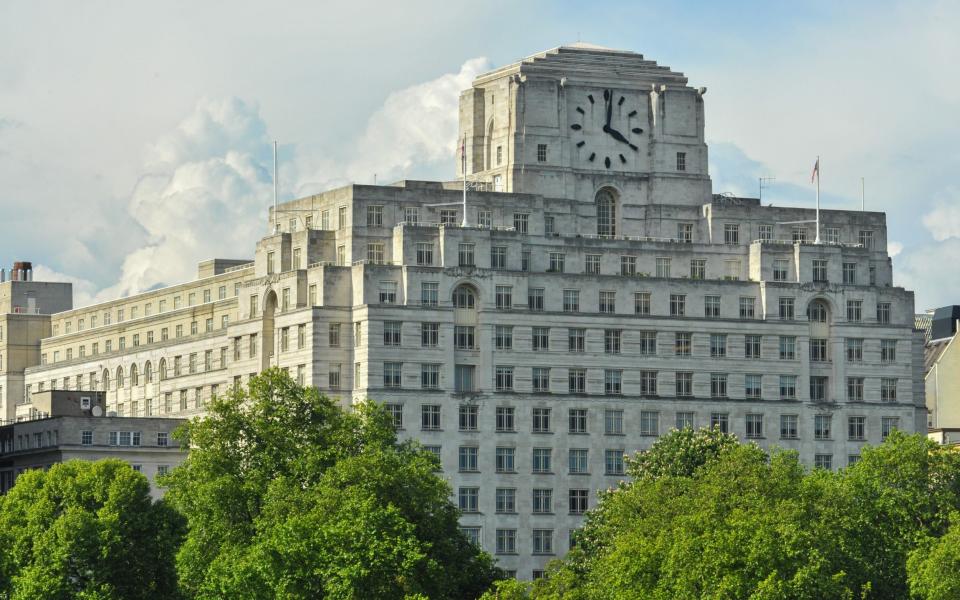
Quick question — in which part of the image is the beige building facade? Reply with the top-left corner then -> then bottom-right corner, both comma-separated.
0,44 -> 925,578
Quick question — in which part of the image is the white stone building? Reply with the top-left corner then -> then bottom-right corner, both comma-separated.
0,44 -> 924,578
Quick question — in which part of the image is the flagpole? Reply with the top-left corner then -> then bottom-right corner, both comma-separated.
860,177 -> 864,211
461,136 -> 469,227
815,155 -> 821,244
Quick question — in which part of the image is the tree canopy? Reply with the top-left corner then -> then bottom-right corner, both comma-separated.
488,428 -> 960,600
161,368 -> 500,599
0,459 -> 183,600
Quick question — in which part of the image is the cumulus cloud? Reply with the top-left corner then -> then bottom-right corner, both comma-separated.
31,264 -> 98,308
295,58 -> 489,194
921,189 -> 960,241
56,59 -> 487,304
888,241 -> 904,257
895,238 -> 960,310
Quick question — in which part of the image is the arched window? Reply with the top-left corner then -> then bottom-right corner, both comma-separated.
115,366 -> 124,391
102,369 -> 110,391
159,358 -> 167,381
596,188 -> 617,237
130,364 -> 139,387
808,300 -> 830,323
453,285 -> 477,309
144,361 -> 152,384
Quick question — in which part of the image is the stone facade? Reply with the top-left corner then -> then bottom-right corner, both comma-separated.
0,44 -> 925,578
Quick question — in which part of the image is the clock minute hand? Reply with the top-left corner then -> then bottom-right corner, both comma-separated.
605,91 -> 612,126
603,124 -> 629,144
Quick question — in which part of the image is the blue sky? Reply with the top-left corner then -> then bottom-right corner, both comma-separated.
1,0 -> 957,308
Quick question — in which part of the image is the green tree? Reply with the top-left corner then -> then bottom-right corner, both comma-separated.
0,459 -> 183,600
162,368 -> 500,599
520,429 -> 960,600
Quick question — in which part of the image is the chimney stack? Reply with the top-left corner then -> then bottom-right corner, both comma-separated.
11,261 -> 33,282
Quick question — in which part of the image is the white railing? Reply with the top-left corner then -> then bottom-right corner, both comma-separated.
222,262 -> 254,273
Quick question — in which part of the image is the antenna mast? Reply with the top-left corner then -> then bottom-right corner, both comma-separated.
273,141 -> 280,234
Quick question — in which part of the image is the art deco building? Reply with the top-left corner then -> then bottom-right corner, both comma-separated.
0,44 -> 925,577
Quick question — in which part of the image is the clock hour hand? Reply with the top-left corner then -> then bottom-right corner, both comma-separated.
605,91 -> 612,126
603,124 -> 630,145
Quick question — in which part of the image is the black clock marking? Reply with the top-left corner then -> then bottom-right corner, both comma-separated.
576,141 -> 585,147
587,94 -> 594,104
619,154 -> 627,164
604,156 -> 611,168
588,152 -> 596,161
603,90 -> 610,101
629,143 -> 638,151
618,96 -> 625,106
628,110 -> 638,117
570,124 -> 582,130
632,127 -> 643,134
575,106 -> 585,115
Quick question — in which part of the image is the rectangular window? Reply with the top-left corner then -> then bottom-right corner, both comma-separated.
404,206 -> 419,224
378,281 -> 397,304
704,295 -> 720,318
780,415 -> 799,439
521,250 -> 530,271
454,365 -> 475,392
858,230 -> 874,249
605,409 -> 623,435
675,372 -> 693,397
495,366 -> 514,391
585,254 -> 601,274
847,300 -> 863,322
620,255 -> 637,276
744,334 -> 761,359
385,404 -> 404,429
532,327 -> 549,351
881,339 -> 897,363
528,288 -> 545,311
532,408 -> 551,433
792,226 -> 808,243
532,367 -> 550,392
568,369 -> 586,393
678,222 -> 693,243
496,447 -> 516,473
773,259 -> 789,282
549,252 -> 565,273
383,362 -> 402,388
746,414 -> 764,439
420,364 -> 440,389
676,151 -> 686,171
599,290 -> 616,313
724,223 -> 740,245
846,338 -> 864,362
848,416 -> 866,440
711,412 -> 729,433
494,325 -> 513,350
814,415 -> 832,440
670,294 -> 686,316
843,262 -> 857,284
495,285 -> 512,310
491,246 -> 507,270
454,326 -> 475,350
366,205 -> 383,227
605,369 -> 623,395
532,489 -> 553,514
562,289 -> 579,312
458,243 -> 475,267
690,258 -> 706,280
675,332 -> 692,357
676,411 -> 695,430
459,405 -> 479,431
532,447 -> 552,472
440,209 -> 458,225
421,405 -> 441,431
459,487 -> 479,513
496,487 -> 516,513
420,282 -> 438,307
81,430 -> 93,445
476,210 -> 490,228
810,338 -> 828,362
815,454 -> 833,470
881,416 -> 900,440
537,143 -> 547,162
779,336 -> 796,360
604,329 -> 621,354
655,257 -> 672,278
496,407 -> 515,432
367,242 -> 385,264
639,410 -> 659,436
710,373 -> 728,399
496,529 -> 517,555
383,321 -> 402,346
877,302 -> 892,324
568,328 -> 585,353
779,297 -> 795,320
416,242 -> 433,266
847,377 -> 864,402
710,334 -> 727,358
780,375 -> 798,400
637,331 -> 657,355
759,224 -> 773,241
812,259 -> 828,282
634,291 -> 651,315
824,227 -> 840,244
420,322 -> 439,347
569,449 -> 589,474
745,374 -> 762,400
881,378 -> 898,402
513,213 -> 529,233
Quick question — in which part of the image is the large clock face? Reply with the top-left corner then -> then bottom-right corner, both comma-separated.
569,89 -> 644,169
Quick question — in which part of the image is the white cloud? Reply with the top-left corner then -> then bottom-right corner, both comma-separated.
922,190 -> 960,241
895,238 -> 960,310
888,241 -> 903,257
31,264 -> 98,308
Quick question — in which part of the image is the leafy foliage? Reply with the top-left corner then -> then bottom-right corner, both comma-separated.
162,368 -> 500,599
498,429 -> 960,600
0,459 -> 183,600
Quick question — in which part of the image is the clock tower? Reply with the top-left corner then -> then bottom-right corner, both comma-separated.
457,43 -> 712,215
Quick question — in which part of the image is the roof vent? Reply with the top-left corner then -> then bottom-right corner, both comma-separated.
931,305 -> 960,340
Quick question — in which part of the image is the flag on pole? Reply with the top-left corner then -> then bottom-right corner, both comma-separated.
810,158 -> 819,183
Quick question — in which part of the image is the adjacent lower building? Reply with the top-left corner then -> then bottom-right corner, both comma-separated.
0,390 -> 186,496
0,44 -> 925,577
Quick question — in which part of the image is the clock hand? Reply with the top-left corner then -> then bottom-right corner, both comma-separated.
605,90 -> 612,127
603,124 -> 631,145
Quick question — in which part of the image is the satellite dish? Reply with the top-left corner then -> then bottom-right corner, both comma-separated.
91,405 -> 103,417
